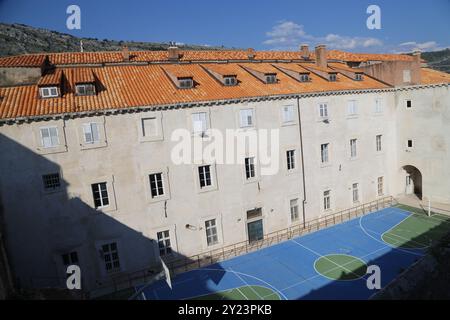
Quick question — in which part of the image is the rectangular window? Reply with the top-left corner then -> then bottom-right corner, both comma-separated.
239,109 -> 254,128
40,127 -> 59,148
406,100 -> 412,108
282,105 -> 294,123
198,165 -> 212,188
375,99 -> 383,113
62,251 -> 78,266
348,100 -> 357,115
352,183 -> 359,203
323,190 -> 331,211
321,143 -> 329,163
287,150 -> 296,171
407,140 -> 413,148
376,135 -> 382,152
244,157 -> 255,180
102,242 -> 120,272
82,123 -> 100,144
377,177 -> 384,196
224,76 -> 237,86
205,219 -> 218,246
149,173 -> 164,198
75,84 -> 95,96
300,74 -> 309,82
350,139 -> 357,158
91,182 -> 109,209
355,73 -> 363,81
266,74 -> 277,83
141,117 -> 158,137
319,103 -> 328,118
329,74 -> 337,81
191,112 -> 208,134
42,173 -> 61,191
157,230 -> 172,256
179,78 -> 193,88
290,198 -> 299,222
40,86 -> 59,98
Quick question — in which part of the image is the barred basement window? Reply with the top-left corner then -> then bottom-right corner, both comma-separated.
42,173 -> 61,191
102,242 -> 120,272
91,182 -> 109,208
198,165 -> 212,188
245,157 -> 255,179
149,173 -> 164,198
157,230 -> 172,256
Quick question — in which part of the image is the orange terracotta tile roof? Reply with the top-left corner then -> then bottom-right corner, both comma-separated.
0,62 -> 393,120
301,63 -> 336,73
37,69 -> 62,86
72,68 -> 95,83
420,68 -> 450,84
161,65 -> 194,78
241,63 -> 279,74
0,49 -> 419,68
203,64 -> 238,76
275,63 -> 311,74
328,62 -> 364,73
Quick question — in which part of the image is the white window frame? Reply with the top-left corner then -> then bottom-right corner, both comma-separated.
199,165 -> 212,188
352,183 -> 360,203
195,164 -> 217,193
323,190 -> 331,211
149,172 -> 165,198
244,157 -> 256,180
179,78 -> 193,89
191,112 -> 208,135
377,176 -> 384,196
347,100 -> 358,116
376,135 -> 382,152
40,126 -> 60,149
91,182 -> 110,209
290,198 -> 300,222
239,108 -> 255,128
281,105 -> 295,124
75,83 -> 95,96
82,122 -> 100,144
374,98 -> 383,114
350,139 -> 357,159
100,242 -> 121,274
224,76 -> 237,86
319,103 -> 328,119
157,230 -> 172,256
205,219 -> 219,246
39,86 -> 59,98
321,143 -> 329,164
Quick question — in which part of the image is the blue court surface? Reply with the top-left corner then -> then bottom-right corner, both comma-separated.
137,207 -> 449,300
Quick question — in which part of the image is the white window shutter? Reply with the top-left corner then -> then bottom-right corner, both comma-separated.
83,123 -> 93,143
40,128 -> 51,148
49,127 -> 59,146
91,123 -> 100,142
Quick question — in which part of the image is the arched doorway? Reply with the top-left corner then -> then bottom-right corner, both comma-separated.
402,165 -> 422,200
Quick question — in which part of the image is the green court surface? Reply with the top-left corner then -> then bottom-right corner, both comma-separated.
192,285 -> 280,300
382,204 -> 450,249
314,254 -> 367,280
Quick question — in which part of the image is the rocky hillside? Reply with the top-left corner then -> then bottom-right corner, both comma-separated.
421,48 -> 450,73
0,23 -> 229,57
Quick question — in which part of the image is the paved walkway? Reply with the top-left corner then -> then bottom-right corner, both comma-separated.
396,195 -> 450,216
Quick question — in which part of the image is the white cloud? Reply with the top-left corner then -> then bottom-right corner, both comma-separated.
263,21 -> 383,51
397,41 -> 441,51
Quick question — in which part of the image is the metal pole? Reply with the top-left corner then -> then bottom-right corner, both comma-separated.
428,199 -> 431,217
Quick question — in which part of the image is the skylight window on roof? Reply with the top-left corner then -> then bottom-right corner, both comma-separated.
179,78 -> 194,89
76,83 -> 96,96
265,74 -> 277,84
300,74 -> 309,82
329,74 -> 337,82
355,73 -> 363,81
224,76 -> 237,86
40,86 -> 59,98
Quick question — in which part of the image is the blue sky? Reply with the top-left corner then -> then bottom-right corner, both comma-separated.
0,0 -> 449,52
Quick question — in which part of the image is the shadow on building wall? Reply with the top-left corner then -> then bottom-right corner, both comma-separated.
0,133 -> 225,299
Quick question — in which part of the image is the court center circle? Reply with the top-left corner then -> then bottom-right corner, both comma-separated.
314,254 -> 367,280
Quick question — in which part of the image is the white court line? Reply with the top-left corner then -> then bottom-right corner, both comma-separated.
381,231 -> 428,249
229,267 -> 264,300
312,254 -> 367,282
394,207 -> 450,225
291,239 -> 364,280
358,210 -> 424,256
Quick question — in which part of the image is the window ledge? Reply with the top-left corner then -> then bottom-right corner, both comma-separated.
80,141 -> 108,150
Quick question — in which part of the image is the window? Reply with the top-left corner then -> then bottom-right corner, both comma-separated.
62,251 -> 78,266
321,143 -> 329,164
348,100 -> 357,115
407,140 -> 413,148
329,74 -> 337,81
42,173 -> 61,191
157,231 -> 172,256
265,74 -> 277,84
350,139 -> 357,158
75,83 -> 95,96
403,70 -> 411,82
239,109 -> 254,128
300,74 -> 309,82
319,103 -> 328,118
198,165 -> 212,188
375,99 -> 383,113
377,177 -> 384,196
191,112 -> 207,134
205,219 -> 218,246
287,150 -> 296,171
224,76 -> 237,86
179,78 -> 193,89
352,183 -> 359,203
376,135 -> 382,152
40,127 -> 59,148
323,190 -> 331,211
406,100 -> 412,108
82,123 -> 100,144
282,105 -> 295,123
355,73 -> 363,81
245,157 -> 256,180
290,198 -> 299,222
91,182 -> 109,208
101,242 -> 120,272
40,86 -> 59,98
149,173 -> 164,198
141,118 -> 158,137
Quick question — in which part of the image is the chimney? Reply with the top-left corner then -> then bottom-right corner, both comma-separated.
300,44 -> 309,59
168,46 -> 180,61
315,44 -> 327,69
247,48 -> 256,60
412,50 -> 421,65
122,46 -> 130,62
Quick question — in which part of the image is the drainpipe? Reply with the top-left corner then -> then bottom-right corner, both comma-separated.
296,97 -> 307,228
